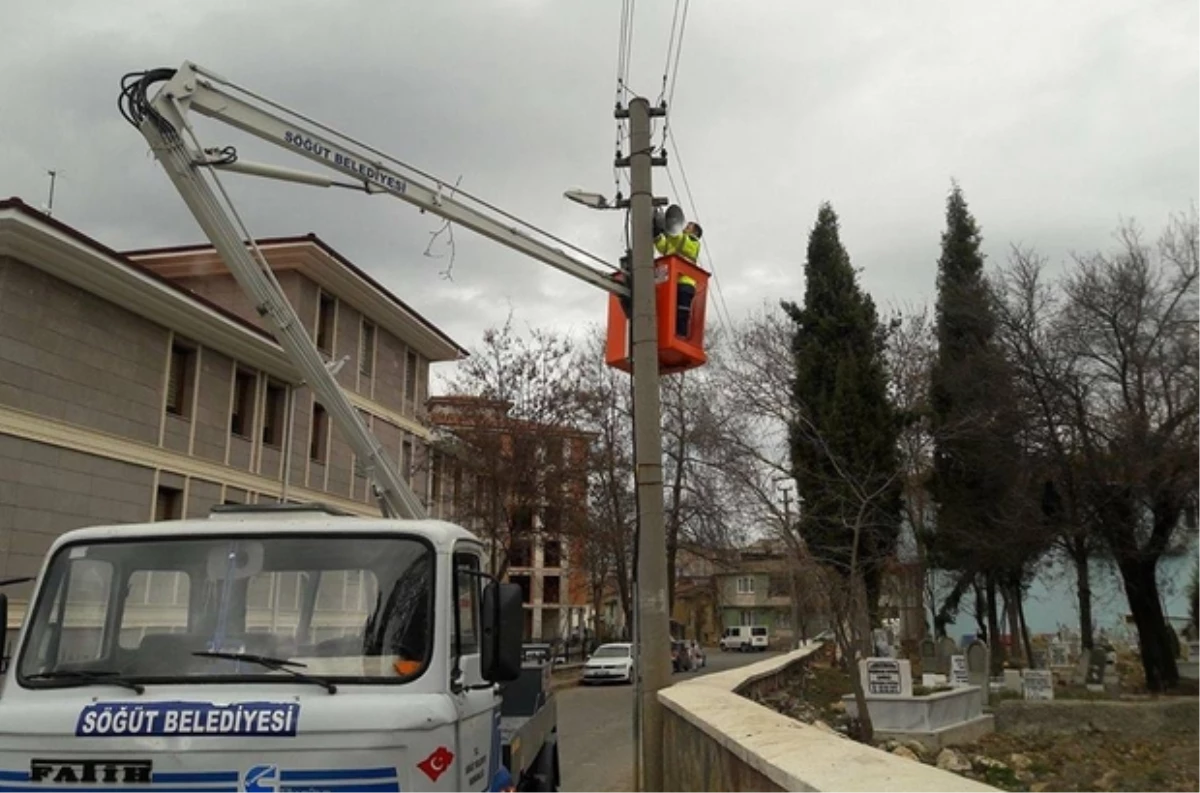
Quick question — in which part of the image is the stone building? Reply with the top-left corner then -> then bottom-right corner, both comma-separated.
0,197 -> 464,646
427,395 -> 594,641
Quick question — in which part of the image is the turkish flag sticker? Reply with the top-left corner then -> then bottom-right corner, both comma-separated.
417,746 -> 455,782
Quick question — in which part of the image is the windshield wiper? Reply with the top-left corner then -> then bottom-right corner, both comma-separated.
193,651 -> 337,694
25,670 -> 145,694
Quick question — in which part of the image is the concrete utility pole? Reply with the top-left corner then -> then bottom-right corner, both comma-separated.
618,96 -> 670,792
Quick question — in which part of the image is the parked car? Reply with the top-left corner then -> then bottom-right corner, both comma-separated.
581,642 -> 634,685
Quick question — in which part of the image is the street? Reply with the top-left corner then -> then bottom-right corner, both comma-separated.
558,648 -> 781,792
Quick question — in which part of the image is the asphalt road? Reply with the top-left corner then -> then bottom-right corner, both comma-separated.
558,648 -> 781,792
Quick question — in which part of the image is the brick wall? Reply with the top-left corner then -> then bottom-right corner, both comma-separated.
0,435 -> 153,582
0,256 -> 166,444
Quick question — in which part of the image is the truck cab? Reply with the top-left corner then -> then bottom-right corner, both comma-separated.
0,504 -> 550,791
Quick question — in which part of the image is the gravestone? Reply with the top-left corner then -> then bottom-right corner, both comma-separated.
1003,668 -> 1023,692
1049,641 -> 1070,668
936,636 -> 957,675
1085,647 -> 1107,692
965,639 -> 989,688
860,657 -> 913,698
1022,669 -> 1054,700
919,638 -> 937,674
949,654 -> 969,687
1189,641 -> 1200,662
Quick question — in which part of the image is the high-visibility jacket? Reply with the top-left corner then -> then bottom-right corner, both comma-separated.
678,274 -> 697,290
655,232 -> 700,263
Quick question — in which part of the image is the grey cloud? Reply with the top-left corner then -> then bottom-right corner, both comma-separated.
1,0 -> 1195,364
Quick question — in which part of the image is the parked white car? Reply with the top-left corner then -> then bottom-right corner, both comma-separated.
581,642 -> 634,684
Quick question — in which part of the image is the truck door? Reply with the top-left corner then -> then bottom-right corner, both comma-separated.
452,549 -> 496,791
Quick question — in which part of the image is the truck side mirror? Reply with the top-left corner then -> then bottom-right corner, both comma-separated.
481,581 -> 523,682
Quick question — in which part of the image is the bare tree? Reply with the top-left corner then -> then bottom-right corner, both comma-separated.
432,313 -> 586,580
575,330 -> 637,637
711,304 -> 829,642
884,304 -> 938,643
793,410 -> 902,745
996,210 -> 1199,690
995,249 -> 1105,650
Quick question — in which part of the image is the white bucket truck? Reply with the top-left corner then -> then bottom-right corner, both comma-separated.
0,504 -> 560,791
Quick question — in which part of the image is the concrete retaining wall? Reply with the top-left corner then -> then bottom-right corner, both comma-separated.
658,646 -> 997,791
993,698 -> 1199,736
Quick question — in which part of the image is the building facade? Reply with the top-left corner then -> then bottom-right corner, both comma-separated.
428,396 -> 593,642
0,198 -> 464,645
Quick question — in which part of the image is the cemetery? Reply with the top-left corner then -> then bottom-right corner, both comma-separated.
748,630 -> 1199,792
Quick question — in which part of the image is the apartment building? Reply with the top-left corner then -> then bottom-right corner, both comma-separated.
427,395 -> 593,642
0,197 -> 464,640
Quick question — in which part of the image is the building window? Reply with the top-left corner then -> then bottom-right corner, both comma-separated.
543,539 -> 562,568
740,610 -> 756,626
404,350 -> 418,405
430,453 -> 443,508
544,576 -> 561,605
736,576 -> 755,595
230,369 -> 256,438
401,439 -> 413,483
310,402 -> 328,462
166,344 -> 195,417
509,539 -> 532,569
511,574 -> 532,605
360,321 -> 375,376
316,293 -> 335,353
155,486 -> 182,521
262,381 -> 287,446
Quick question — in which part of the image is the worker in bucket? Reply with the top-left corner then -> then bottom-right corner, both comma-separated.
654,213 -> 703,265
676,269 -> 698,338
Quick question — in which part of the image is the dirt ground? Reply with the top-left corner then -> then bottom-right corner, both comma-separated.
749,659 -> 1200,792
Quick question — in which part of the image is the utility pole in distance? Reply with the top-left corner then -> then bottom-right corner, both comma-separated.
776,478 -> 804,647
616,95 -> 669,792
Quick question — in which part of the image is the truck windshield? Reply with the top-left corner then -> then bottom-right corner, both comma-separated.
17,534 -> 433,686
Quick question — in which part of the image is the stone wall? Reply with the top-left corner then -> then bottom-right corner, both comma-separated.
658,646 -> 997,791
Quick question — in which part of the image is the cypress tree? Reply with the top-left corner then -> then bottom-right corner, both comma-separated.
928,183 -> 1027,652
784,203 -> 902,627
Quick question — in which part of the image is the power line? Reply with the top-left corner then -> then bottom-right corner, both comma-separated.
666,126 -> 734,333
667,0 -> 696,119
657,0 -> 683,105
652,0 -> 690,151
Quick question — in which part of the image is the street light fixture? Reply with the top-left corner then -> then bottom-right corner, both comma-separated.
564,189 -> 613,210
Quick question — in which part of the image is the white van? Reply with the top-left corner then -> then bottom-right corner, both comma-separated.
720,625 -> 770,652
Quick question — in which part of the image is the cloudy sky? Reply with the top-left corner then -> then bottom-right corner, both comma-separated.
2,1 -> 1196,631
3,0 -> 1196,372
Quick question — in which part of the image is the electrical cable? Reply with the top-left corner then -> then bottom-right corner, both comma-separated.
656,0 -> 682,106
666,127 -> 734,333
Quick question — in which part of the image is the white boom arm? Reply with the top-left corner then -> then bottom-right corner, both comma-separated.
119,62 -> 624,520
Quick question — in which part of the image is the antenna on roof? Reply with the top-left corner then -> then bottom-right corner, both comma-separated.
43,169 -> 60,217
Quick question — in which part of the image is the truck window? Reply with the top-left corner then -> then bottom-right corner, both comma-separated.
30,558 -> 113,667
120,571 -> 191,650
17,535 -> 434,686
453,553 -> 481,656
751,627 -> 768,637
